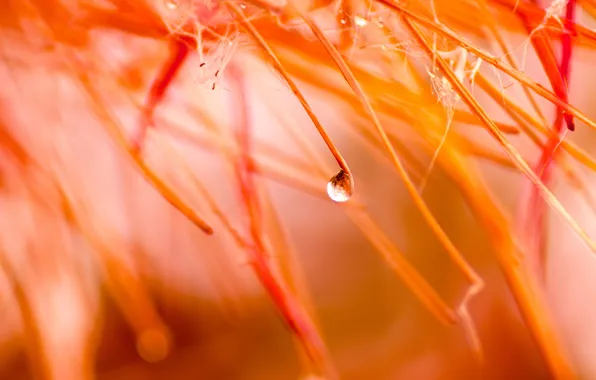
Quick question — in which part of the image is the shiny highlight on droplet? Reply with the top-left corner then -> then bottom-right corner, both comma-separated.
327,170 -> 353,203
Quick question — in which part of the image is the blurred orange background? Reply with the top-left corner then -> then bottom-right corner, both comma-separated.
1,0 -> 596,379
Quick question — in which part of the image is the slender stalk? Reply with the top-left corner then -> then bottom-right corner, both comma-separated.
299,8 -> 483,356
402,16 -> 573,378
268,103 -> 457,326
476,0 -> 548,125
524,0 -> 577,278
394,7 -> 596,256
228,66 -> 335,378
132,39 -> 191,152
69,57 -> 214,235
227,2 -> 352,179
378,0 -> 596,132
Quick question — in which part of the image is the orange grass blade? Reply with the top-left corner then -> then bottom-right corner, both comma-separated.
269,105 -> 457,326
0,243 -> 50,379
228,2 -> 352,179
400,13 -> 596,258
298,14 -> 484,352
473,72 -> 596,175
140,65 -> 339,376
68,56 -> 214,236
579,0 -> 596,18
258,184 -> 325,377
228,66 -> 335,378
132,38 -> 191,152
472,70 -> 596,224
300,10 -> 480,286
378,0 -> 596,132
490,0 -> 596,44
476,0 -> 548,125
53,175 -> 172,364
518,1 -> 575,277
436,145 -> 574,379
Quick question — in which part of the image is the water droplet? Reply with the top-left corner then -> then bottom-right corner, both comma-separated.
337,9 -> 349,25
164,0 -> 178,10
327,170 -> 353,203
354,16 -> 368,27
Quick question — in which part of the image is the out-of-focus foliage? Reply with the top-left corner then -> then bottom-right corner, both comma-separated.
1,0 -> 596,379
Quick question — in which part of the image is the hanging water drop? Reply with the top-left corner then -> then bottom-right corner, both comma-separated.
354,15 -> 368,28
327,170 -> 353,203
337,9 -> 348,25
164,0 -> 178,10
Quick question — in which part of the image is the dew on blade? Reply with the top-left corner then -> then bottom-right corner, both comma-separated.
327,170 -> 353,203
164,0 -> 178,10
354,16 -> 368,28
